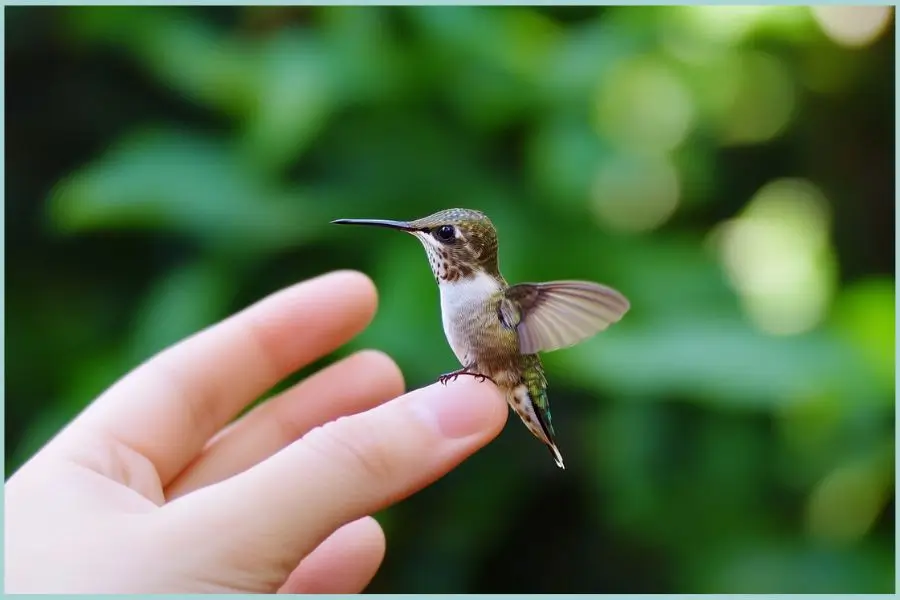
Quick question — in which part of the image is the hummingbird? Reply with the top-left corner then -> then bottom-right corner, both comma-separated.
332,208 -> 630,469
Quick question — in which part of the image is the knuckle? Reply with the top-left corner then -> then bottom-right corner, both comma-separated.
272,403 -> 310,446
302,415 -> 396,483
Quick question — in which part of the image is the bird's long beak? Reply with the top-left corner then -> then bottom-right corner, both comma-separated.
331,218 -> 417,232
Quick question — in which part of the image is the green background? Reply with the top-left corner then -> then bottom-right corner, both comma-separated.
6,5 -> 895,593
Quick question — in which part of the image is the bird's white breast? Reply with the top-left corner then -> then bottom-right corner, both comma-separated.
438,271 -> 501,365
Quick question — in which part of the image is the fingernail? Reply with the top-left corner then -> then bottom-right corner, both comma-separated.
411,383 -> 493,439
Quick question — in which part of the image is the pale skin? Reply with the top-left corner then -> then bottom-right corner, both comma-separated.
4,270 -> 508,593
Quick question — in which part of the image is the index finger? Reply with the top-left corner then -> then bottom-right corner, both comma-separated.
59,270 -> 379,485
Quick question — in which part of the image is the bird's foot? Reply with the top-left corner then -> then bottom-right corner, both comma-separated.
438,368 -> 495,386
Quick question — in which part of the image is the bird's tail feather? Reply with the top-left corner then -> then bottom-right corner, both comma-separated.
507,383 -> 565,469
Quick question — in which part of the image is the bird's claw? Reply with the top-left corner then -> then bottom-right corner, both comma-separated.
437,370 -> 495,386
438,372 -> 460,385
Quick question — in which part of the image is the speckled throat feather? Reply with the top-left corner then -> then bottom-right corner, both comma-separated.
411,210 -> 502,281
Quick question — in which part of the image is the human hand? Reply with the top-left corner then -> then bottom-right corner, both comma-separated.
5,270 -> 508,593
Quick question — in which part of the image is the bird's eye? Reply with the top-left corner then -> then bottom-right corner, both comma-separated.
433,225 -> 456,243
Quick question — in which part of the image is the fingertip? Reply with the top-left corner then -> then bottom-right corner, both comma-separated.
355,515 -> 387,562
448,377 -> 509,435
352,349 -> 405,396
279,516 -> 386,594
410,377 -> 508,441
324,269 -> 379,314
278,270 -> 378,331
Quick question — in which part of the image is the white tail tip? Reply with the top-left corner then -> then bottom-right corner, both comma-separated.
551,444 -> 566,469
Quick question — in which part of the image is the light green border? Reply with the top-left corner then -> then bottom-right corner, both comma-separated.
6,0 -> 898,4
1,2 -> 896,597
1,0 -> 5,592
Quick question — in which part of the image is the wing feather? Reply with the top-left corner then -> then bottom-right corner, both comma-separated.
502,280 -> 630,354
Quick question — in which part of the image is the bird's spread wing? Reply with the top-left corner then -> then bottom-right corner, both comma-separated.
498,280 -> 630,355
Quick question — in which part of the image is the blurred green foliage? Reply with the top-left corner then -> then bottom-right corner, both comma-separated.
6,5 -> 894,593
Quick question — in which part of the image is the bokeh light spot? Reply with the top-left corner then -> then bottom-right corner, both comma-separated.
722,51 -> 795,145
591,154 -> 680,233
812,6 -> 894,48
710,178 -> 837,336
679,5 -> 805,45
806,455 -> 892,545
593,55 -> 695,155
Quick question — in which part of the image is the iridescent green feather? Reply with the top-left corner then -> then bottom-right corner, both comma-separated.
521,354 -> 555,438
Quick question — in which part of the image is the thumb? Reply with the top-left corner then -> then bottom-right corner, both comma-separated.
165,377 -> 507,590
